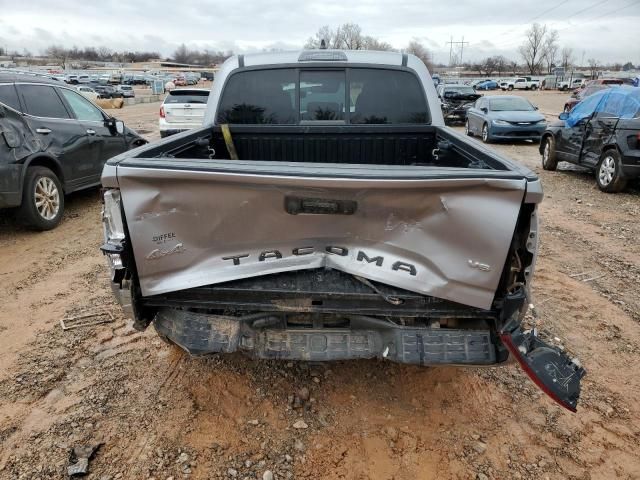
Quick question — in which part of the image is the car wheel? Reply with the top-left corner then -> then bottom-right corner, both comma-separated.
596,150 -> 627,193
531,85 -> 538,90
481,123 -> 491,143
18,166 -> 65,230
508,86 -> 513,91
541,136 -> 558,171
465,119 -> 473,136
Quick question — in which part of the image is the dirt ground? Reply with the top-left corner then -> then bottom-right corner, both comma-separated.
1,89 -> 639,480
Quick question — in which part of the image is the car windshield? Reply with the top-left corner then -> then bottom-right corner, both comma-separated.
444,86 -> 476,95
489,97 -> 534,111
165,90 -> 210,104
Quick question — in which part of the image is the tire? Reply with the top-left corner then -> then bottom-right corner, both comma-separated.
596,150 -> 627,193
541,136 -> 558,171
18,166 -> 64,230
508,85 -> 514,91
531,85 -> 538,90
481,123 -> 491,143
465,119 -> 473,136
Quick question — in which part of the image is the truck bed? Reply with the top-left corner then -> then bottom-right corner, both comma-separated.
129,125 -> 535,175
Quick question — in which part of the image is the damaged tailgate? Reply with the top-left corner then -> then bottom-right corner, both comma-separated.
115,160 -> 529,310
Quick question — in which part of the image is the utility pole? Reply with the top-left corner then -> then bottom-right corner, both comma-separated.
459,36 -> 469,66
446,37 -> 470,67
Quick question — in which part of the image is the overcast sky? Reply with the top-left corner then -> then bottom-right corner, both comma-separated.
0,0 -> 638,65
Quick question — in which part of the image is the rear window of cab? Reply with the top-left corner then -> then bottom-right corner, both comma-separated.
164,90 -> 210,104
216,67 -> 429,125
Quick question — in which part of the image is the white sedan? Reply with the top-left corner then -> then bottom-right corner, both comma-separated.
75,86 -> 99,101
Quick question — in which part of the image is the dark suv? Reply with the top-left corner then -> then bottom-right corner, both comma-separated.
90,84 -> 123,99
540,86 -> 640,193
0,73 -> 146,229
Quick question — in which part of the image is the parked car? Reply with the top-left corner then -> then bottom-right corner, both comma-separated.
159,88 -> 210,137
0,73 -> 146,229
540,86 -> 640,193
116,84 -> 135,98
91,85 -> 123,99
512,77 -> 540,90
499,78 -> 515,90
579,78 -> 624,91
470,79 -> 492,88
77,74 -> 91,84
75,85 -> 99,101
564,84 -> 610,112
557,78 -> 585,91
465,95 -> 547,142
102,49 -> 585,412
174,77 -> 188,86
65,74 -> 79,85
474,80 -> 499,90
436,84 -> 481,124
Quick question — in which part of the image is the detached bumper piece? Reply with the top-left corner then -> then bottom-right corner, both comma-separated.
154,308 -> 496,365
500,327 -> 586,412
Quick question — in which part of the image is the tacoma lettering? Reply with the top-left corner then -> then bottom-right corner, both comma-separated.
220,247 -> 416,275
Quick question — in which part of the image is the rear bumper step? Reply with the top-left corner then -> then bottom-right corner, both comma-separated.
154,308 -> 497,365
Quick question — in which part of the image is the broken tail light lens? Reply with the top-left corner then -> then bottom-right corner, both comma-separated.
500,328 -> 585,412
160,106 -> 165,118
102,189 -> 125,244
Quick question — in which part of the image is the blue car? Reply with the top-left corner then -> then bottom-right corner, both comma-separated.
475,80 -> 498,90
465,95 -> 547,143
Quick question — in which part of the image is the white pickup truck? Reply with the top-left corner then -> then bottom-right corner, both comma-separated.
512,77 -> 540,91
501,77 -> 540,91
100,49 -> 584,411
557,78 -> 585,91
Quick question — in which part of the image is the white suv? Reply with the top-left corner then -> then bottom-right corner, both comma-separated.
159,88 -> 210,137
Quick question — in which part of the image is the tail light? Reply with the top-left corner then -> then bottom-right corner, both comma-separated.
159,106 -> 165,118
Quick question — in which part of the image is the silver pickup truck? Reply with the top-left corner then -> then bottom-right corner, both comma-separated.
101,50 -> 584,411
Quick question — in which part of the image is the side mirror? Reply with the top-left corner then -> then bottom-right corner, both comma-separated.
115,120 -> 125,135
559,112 -> 569,120
481,107 -> 488,114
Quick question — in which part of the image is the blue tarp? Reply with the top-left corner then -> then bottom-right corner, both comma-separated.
566,86 -> 640,128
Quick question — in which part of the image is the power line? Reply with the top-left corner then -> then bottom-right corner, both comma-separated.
493,0 -> 609,49
553,0 -> 640,33
582,0 -> 640,22
446,37 -> 469,66
495,0 -> 573,39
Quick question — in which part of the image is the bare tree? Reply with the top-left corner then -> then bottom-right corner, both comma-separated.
587,58 -> 599,79
363,36 -> 393,51
405,40 -> 433,70
475,56 -> 500,76
542,30 -> 559,74
45,45 -> 69,68
560,47 -> 574,70
510,60 -> 519,75
336,23 -> 364,50
173,44 -> 191,63
305,23 -> 394,51
97,46 -> 112,61
305,25 -> 341,49
518,23 -> 555,75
